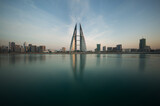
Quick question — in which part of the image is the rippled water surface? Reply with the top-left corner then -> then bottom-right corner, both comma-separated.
0,54 -> 160,105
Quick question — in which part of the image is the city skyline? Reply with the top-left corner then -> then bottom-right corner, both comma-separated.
0,0 -> 160,50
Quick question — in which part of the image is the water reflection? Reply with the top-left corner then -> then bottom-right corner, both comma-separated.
0,54 -> 46,66
96,54 -> 101,66
139,54 -> 146,71
70,54 -> 86,80
115,54 -> 122,69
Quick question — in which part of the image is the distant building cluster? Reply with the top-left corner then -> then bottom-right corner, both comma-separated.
0,42 -> 46,53
94,38 -> 159,53
95,44 -> 122,52
0,41 -> 68,53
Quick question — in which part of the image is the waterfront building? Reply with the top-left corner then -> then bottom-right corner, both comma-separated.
28,44 -> 32,52
23,42 -> 27,52
130,49 -> 138,52
10,42 -> 15,52
0,46 -> 8,53
116,44 -> 122,52
97,44 -> 101,52
31,45 -> 37,52
144,46 -> 151,52
70,23 -> 87,52
113,47 -> 117,52
62,47 -> 66,52
103,46 -> 106,51
139,38 -> 146,50
107,47 -> 113,51
20,46 -> 25,53
139,38 -> 151,52
15,45 -> 21,52
123,49 -> 131,53
39,46 -> 46,53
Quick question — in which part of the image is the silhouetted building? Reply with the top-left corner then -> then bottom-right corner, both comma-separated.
97,44 -> 101,52
103,46 -> 106,51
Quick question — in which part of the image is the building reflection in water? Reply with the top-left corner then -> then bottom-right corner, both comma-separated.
96,54 -> 101,66
70,54 -> 86,81
115,54 -> 122,69
7,54 -> 46,65
139,54 -> 147,71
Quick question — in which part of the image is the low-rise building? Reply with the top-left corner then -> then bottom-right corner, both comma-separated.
0,46 -> 8,53
107,47 -> 113,52
31,45 -> 37,52
15,45 -> 21,52
39,46 -> 46,53
103,46 -> 106,51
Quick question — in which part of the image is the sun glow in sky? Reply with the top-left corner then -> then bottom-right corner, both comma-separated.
0,0 -> 160,50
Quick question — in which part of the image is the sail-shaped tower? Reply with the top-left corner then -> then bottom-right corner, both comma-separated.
70,23 -> 87,52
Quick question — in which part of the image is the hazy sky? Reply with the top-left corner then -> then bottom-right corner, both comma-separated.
0,0 -> 160,50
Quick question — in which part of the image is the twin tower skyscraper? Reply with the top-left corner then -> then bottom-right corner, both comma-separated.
70,23 -> 87,52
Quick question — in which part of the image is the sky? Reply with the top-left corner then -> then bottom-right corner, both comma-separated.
0,0 -> 160,50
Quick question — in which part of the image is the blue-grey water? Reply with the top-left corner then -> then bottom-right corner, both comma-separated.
0,54 -> 160,105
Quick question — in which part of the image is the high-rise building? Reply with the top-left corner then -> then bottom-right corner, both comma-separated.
103,46 -> 106,51
139,38 -> 146,50
70,23 -> 87,52
97,44 -> 101,51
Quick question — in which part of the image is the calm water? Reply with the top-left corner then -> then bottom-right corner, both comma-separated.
0,54 -> 160,105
